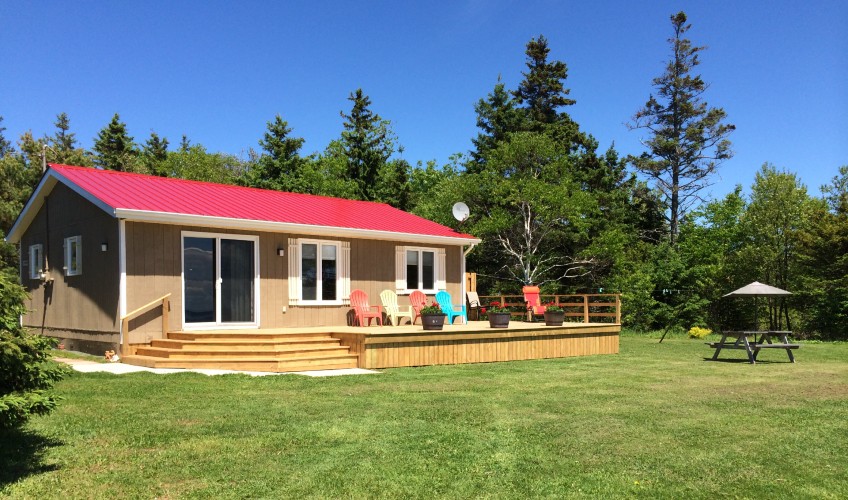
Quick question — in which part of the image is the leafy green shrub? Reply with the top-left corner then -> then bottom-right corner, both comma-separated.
687,326 -> 712,339
0,271 -> 69,428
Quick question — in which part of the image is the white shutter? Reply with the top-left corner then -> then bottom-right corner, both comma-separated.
395,246 -> 406,293
340,241 -> 351,305
436,248 -> 447,291
288,238 -> 300,305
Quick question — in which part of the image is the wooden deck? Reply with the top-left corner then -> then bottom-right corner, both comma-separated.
331,321 -> 619,369
120,321 -> 619,372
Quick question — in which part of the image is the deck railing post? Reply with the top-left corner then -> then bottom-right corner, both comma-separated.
583,295 -> 589,323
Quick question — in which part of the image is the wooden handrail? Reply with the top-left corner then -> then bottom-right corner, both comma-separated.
121,293 -> 171,356
476,293 -> 622,325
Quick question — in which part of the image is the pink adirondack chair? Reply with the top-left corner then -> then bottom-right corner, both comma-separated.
523,286 -> 546,321
409,290 -> 427,325
351,289 -> 383,326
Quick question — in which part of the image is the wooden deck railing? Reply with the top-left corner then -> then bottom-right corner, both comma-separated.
120,293 -> 171,356
477,293 -> 621,324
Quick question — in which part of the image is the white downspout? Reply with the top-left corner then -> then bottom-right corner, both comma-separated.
118,219 -> 127,345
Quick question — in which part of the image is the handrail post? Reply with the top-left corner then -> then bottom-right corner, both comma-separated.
162,296 -> 170,340
615,294 -> 621,324
583,295 -> 589,323
121,319 -> 129,357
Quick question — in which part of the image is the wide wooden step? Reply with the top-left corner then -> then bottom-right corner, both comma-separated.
122,330 -> 359,372
135,345 -> 351,359
122,353 -> 358,372
151,337 -> 342,350
167,331 -> 333,341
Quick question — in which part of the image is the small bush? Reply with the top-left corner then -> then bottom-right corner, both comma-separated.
687,326 -> 712,339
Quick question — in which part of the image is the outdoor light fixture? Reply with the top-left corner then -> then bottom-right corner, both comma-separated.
101,242 -> 108,252
277,248 -> 285,257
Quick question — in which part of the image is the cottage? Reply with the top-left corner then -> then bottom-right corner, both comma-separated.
7,164 -> 479,356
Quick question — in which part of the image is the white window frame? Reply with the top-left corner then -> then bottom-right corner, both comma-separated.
297,238 -> 343,306
64,236 -> 82,276
398,246 -> 444,295
29,244 -> 44,280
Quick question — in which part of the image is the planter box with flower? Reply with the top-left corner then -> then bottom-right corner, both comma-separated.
420,303 -> 447,330
543,303 -> 565,326
484,301 -> 511,328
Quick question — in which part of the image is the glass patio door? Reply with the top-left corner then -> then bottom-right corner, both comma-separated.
183,234 -> 258,327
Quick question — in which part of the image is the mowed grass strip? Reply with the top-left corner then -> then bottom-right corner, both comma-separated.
2,334 -> 846,499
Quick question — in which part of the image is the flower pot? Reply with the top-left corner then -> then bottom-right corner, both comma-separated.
422,313 -> 446,330
488,312 -> 511,328
544,311 -> 565,326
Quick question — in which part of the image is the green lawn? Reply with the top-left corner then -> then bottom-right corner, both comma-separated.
3,334 -> 847,499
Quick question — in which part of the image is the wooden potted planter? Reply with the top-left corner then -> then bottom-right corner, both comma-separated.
543,310 -> 565,326
488,312 -> 511,328
422,313 -> 446,330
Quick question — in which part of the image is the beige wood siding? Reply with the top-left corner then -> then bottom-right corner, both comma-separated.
19,183 -> 120,344
125,222 -> 465,333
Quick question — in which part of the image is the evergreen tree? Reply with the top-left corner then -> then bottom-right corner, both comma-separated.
513,35 -> 576,127
340,89 -> 393,201
0,116 -> 12,157
243,115 -> 306,192
49,113 -> 90,166
0,271 -> 69,428
628,11 -> 735,244
470,80 -> 523,168
51,112 -> 75,153
179,134 -> 191,152
375,158 -> 411,210
92,113 -> 138,172
142,132 -> 170,176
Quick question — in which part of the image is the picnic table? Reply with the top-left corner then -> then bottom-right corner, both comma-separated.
707,330 -> 800,364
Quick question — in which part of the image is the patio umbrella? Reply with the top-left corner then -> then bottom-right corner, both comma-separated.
723,281 -> 792,331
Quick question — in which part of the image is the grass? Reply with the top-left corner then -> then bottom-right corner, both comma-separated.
49,349 -> 106,363
2,333 -> 847,498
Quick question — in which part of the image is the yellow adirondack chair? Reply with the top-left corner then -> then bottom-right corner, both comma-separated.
380,290 -> 414,326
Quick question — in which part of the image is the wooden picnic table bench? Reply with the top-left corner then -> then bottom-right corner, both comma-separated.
708,330 -> 799,364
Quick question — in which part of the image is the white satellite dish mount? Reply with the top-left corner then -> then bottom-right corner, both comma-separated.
452,202 -> 470,223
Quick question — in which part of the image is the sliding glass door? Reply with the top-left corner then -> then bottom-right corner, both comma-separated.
183,233 -> 258,327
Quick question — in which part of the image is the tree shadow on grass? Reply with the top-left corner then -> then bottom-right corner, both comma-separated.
0,427 -> 63,489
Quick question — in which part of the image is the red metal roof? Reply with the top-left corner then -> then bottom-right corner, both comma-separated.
49,164 -> 476,241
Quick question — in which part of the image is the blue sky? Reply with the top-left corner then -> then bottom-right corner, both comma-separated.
1,1 -> 846,200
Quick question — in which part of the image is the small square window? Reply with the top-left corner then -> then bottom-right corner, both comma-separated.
29,244 -> 44,280
64,236 -> 82,276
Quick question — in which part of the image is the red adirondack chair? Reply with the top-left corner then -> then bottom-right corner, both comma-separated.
409,290 -> 427,325
351,289 -> 383,326
523,286 -> 546,321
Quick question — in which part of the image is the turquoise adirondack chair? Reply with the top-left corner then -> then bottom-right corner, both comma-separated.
435,290 -> 467,325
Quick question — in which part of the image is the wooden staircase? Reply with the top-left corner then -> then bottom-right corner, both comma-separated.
121,330 -> 359,373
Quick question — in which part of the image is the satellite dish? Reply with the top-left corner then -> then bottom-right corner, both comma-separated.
452,202 -> 470,222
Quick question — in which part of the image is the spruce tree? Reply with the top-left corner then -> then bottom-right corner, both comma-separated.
92,113 -> 138,171
470,80 -> 523,169
52,113 -> 75,152
142,132 -> 169,176
628,11 -> 735,244
0,116 -> 12,157
245,115 -> 306,191
513,35 -> 576,126
340,89 -> 393,201
49,113 -> 90,166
